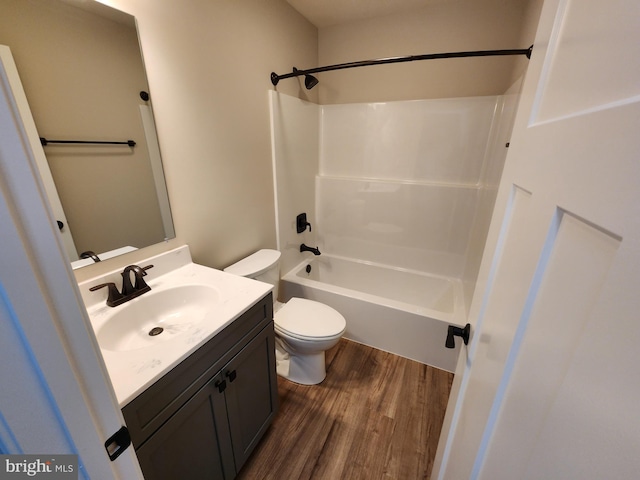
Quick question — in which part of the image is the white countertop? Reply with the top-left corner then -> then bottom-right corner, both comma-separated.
79,246 -> 272,407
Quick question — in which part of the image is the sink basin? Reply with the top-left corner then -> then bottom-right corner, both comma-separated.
80,245 -> 275,406
96,284 -> 219,352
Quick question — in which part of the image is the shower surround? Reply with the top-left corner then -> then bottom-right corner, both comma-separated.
270,89 -> 519,370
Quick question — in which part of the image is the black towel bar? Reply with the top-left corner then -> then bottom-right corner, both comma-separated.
40,137 -> 136,147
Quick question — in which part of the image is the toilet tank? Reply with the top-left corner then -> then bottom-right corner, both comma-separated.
223,249 -> 281,299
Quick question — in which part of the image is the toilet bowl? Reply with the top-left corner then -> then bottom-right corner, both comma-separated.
224,249 -> 346,385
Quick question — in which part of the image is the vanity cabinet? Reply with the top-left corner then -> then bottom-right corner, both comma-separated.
122,294 -> 277,480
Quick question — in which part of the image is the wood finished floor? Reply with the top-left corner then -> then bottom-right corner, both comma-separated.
237,339 -> 454,480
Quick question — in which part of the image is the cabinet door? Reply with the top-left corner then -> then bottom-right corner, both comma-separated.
135,375 -> 236,480
224,324 -> 278,471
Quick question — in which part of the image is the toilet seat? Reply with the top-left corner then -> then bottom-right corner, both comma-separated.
274,298 -> 346,341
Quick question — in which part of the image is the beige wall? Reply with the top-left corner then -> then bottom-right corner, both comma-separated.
317,0 -> 538,104
70,0 -> 318,281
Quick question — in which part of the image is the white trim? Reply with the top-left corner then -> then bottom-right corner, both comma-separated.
269,91 -> 282,251
139,104 -> 174,240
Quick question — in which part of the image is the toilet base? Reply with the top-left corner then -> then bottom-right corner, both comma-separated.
275,340 -> 327,385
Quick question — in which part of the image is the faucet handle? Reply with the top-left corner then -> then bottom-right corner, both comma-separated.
89,282 -> 125,307
140,264 -> 154,274
296,213 -> 312,233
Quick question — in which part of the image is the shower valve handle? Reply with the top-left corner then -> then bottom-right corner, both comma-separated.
296,213 -> 312,233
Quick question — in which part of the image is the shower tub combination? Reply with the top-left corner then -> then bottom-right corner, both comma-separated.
280,254 -> 465,372
271,92 -> 517,373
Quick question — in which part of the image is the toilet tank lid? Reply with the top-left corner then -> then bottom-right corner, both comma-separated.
223,249 -> 281,277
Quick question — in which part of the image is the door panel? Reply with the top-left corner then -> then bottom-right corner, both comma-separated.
436,0 -> 640,477
479,210 -> 622,477
532,0 -> 640,123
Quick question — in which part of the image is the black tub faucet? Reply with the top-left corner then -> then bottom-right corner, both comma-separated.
300,244 -> 321,255
445,323 -> 471,348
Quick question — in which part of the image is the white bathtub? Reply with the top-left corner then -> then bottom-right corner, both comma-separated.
280,255 -> 466,372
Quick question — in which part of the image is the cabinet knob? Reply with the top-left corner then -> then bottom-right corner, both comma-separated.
225,370 -> 237,382
215,379 -> 227,393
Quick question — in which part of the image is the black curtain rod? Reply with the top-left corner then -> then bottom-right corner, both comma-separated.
271,45 -> 533,86
40,137 -> 136,147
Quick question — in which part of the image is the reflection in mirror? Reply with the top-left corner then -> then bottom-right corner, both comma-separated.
0,0 -> 175,269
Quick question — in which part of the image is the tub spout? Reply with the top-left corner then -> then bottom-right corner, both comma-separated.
300,244 -> 321,255
445,323 -> 471,348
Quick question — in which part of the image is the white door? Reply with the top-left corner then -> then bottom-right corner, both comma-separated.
0,43 -> 142,478
434,0 -> 640,478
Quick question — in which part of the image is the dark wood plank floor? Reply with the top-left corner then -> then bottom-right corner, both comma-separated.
237,339 -> 454,480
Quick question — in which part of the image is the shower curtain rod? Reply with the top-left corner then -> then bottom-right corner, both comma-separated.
270,45 -> 533,86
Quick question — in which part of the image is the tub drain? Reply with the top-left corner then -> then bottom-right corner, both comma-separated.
149,327 -> 164,336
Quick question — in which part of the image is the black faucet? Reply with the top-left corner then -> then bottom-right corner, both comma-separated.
300,244 -> 321,255
121,264 -> 153,296
90,264 -> 154,307
445,323 -> 471,348
80,250 -> 101,263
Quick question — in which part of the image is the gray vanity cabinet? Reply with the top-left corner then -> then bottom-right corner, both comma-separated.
134,374 -> 234,479
122,294 -> 277,480
223,324 -> 278,470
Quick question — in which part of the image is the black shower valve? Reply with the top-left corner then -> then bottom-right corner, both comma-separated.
296,213 -> 312,233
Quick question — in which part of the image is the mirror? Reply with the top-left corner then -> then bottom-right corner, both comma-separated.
0,0 -> 175,268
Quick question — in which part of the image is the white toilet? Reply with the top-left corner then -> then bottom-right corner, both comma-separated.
224,249 -> 346,385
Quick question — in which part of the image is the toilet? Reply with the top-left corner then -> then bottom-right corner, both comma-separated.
224,249 -> 346,385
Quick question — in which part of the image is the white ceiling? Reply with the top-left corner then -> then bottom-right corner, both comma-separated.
286,0 -> 454,28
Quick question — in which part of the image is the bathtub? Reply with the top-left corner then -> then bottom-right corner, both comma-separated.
280,255 -> 466,372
